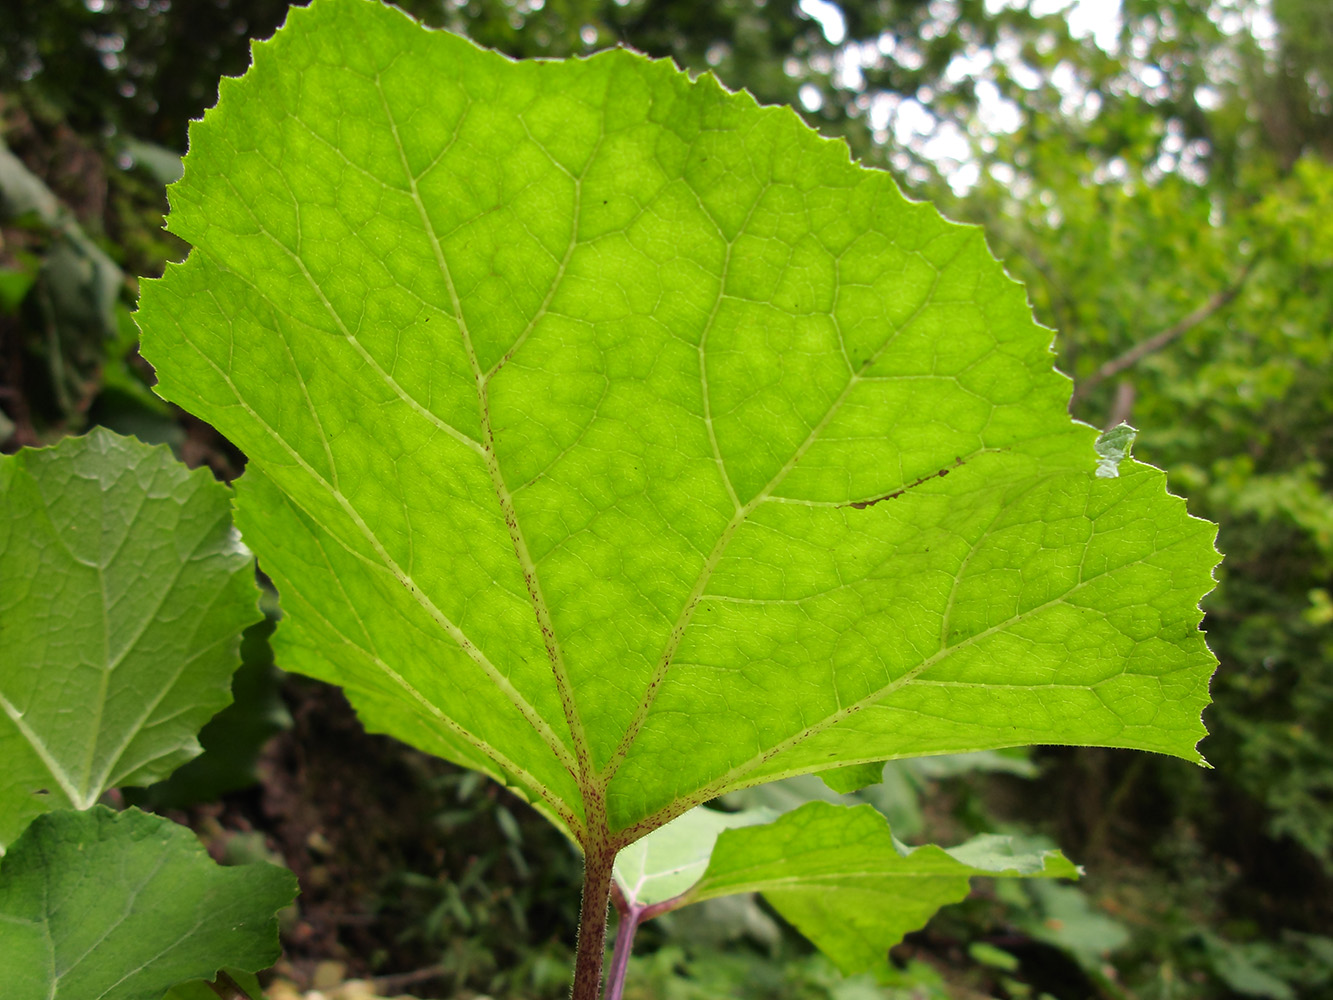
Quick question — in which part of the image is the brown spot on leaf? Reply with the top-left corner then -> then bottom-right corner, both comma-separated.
844,456 -> 965,510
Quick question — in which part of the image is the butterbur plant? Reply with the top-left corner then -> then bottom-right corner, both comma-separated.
135,0 -> 1220,995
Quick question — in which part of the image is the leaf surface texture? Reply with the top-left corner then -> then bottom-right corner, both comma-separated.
0,806 -> 296,1000
137,0 -> 1219,843
0,429 -> 260,849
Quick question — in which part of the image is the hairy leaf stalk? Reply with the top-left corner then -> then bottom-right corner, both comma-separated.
571,844 -> 616,1000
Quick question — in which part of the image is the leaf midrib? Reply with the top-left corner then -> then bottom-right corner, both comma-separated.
183,112 -> 587,821
168,289 -> 583,836
372,72 -> 602,838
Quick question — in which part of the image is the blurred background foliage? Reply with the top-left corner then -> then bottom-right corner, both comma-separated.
2,0 -> 1330,997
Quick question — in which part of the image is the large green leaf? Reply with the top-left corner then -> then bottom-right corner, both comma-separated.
616,801 -> 1078,975
0,806 -> 296,1000
0,429 -> 261,849
136,0 -> 1218,848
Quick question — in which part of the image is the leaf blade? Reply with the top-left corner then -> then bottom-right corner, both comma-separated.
0,807 -> 296,1000
0,429 -> 260,849
688,801 -> 1079,975
614,806 -> 774,908
136,0 -> 1219,844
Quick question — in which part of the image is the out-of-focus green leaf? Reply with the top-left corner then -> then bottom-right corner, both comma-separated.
0,806 -> 296,1000
0,429 -> 260,849
998,879 -> 1130,971
119,136 -> 185,186
96,304 -> 174,416
0,134 -> 125,421
0,139 -> 61,224
0,264 -> 38,313
1203,934 -> 1297,1000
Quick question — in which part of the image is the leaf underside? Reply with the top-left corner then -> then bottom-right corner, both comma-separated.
614,804 -> 774,908
137,0 -> 1219,846
0,429 -> 260,850
615,800 -> 1078,975
0,806 -> 296,1000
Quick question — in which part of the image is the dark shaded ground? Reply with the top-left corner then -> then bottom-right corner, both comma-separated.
166,672 -> 1333,1000
186,677 -> 582,998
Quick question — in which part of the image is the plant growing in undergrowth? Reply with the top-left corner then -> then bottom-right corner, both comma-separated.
133,0 -> 1220,995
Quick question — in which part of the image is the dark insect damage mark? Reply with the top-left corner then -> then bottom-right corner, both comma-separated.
845,456 -> 966,510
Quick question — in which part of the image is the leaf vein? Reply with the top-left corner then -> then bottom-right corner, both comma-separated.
167,310 -> 580,785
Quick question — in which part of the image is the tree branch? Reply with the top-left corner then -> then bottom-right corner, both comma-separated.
1070,256 -> 1259,405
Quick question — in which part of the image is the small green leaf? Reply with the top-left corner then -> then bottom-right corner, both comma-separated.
614,806 -> 773,907
819,761 -> 886,795
0,429 -> 261,849
969,941 -> 1020,972
615,800 -> 1077,974
0,806 -> 297,1000
687,801 -> 1079,975
1094,423 -> 1137,479
119,136 -> 185,186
